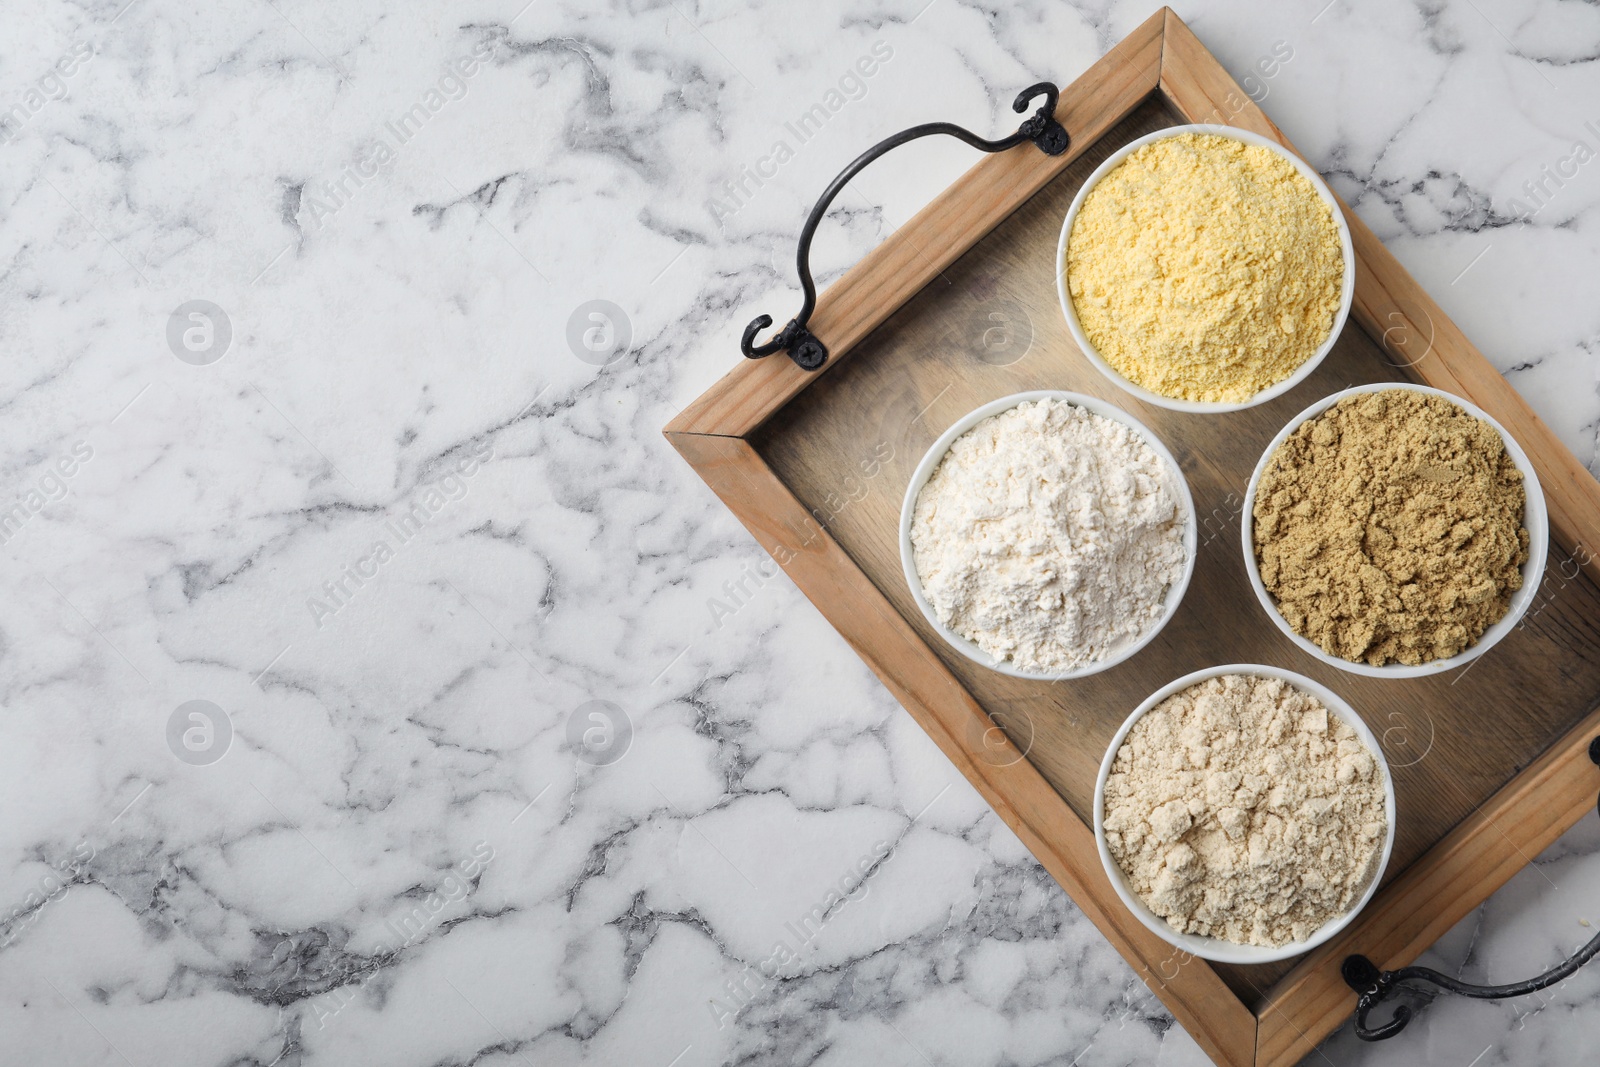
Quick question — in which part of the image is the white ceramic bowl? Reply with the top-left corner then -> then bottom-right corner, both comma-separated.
1242,382 -> 1549,679
1055,124 -> 1357,413
1094,664 -> 1397,965
899,390 -> 1197,681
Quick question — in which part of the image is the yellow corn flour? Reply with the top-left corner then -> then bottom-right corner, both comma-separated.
1066,133 -> 1344,404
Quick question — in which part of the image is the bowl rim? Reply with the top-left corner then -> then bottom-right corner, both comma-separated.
1241,381 -> 1550,678
1054,122 -> 1357,413
1092,663 -> 1398,965
898,390 -> 1197,681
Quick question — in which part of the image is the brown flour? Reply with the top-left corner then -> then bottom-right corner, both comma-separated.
1253,389 -> 1529,666
1102,674 -> 1387,947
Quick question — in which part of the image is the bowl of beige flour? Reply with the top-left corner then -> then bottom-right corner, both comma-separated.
1094,665 -> 1395,964
900,391 -> 1195,680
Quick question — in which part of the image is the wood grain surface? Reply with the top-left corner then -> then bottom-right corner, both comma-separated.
751,94 -> 1600,1003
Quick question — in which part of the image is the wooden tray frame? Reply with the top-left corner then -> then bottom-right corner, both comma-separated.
666,10 -> 1600,1065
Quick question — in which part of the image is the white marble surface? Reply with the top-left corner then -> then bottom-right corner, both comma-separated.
2,1 -> 1599,1064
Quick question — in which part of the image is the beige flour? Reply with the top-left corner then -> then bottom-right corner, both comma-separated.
1102,674 -> 1387,947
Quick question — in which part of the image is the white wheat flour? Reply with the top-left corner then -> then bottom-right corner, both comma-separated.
1103,674 -> 1388,947
909,397 -> 1187,673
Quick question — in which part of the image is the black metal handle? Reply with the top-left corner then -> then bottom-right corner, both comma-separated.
1342,735 -> 1600,1041
741,82 -> 1069,371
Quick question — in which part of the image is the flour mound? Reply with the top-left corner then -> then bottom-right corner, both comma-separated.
909,398 -> 1187,673
1066,132 -> 1344,404
1102,674 -> 1388,947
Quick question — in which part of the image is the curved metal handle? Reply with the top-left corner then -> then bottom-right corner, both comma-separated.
741,82 -> 1069,370
1342,735 -> 1600,1041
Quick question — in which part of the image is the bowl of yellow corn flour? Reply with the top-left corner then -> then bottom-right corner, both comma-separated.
1056,125 -> 1355,412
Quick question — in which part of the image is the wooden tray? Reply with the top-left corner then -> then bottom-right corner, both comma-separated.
666,10 -> 1600,1065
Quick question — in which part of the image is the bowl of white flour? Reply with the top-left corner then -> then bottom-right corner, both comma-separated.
899,391 -> 1195,680
1094,665 -> 1396,964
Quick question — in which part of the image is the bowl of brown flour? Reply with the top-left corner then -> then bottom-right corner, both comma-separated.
1243,383 -> 1548,678
1094,665 -> 1395,964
